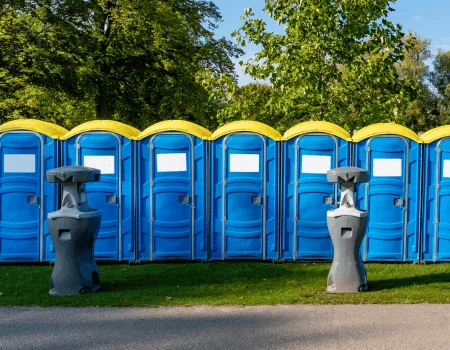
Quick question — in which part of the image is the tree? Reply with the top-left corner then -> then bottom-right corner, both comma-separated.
430,50 -> 450,126
232,0 -> 414,132
197,69 -> 287,131
0,0 -> 242,129
395,32 -> 438,131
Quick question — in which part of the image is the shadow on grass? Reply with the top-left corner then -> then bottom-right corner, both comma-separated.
369,272 -> 450,291
100,262 -> 329,293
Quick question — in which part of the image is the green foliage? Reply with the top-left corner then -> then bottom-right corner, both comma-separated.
229,0 -> 413,132
198,70 -> 287,131
0,0 -> 242,129
430,51 -> 450,126
395,33 -> 438,131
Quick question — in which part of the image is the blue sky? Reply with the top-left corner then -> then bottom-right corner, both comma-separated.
212,0 -> 450,85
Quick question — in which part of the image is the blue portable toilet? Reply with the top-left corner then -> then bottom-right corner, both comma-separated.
281,121 -> 352,261
209,121 -> 281,260
136,120 -> 211,261
421,126 -> 450,262
61,120 -> 140,262
353,123 -> 422,262
0,119 -> 67,262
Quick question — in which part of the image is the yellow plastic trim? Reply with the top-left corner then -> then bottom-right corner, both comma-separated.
61,120 -> 141,140
209,121 -> 282,141
137,120 -> 212,140
420,125 -> 450,144
352,123 -> 422,143
0,119 -> 68,139
282,121 -> 352,141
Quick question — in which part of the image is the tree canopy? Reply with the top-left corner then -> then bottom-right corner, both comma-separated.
230,0 -> 413,132
0,0 -> 242,129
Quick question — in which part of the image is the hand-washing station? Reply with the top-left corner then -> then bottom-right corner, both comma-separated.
46,166 -> 102,295
326,167 -> 369,293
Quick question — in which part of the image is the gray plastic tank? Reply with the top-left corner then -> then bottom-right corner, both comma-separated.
326,167 -> 369,293
46,166 -> 102,295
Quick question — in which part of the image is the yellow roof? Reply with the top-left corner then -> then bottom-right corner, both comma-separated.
61,120 -> 141,140
420,125 -> 450,143
209,121 -> 282,141
0,119 -> 68,139
137,120 -> 212,140
352,123 -> 422,143
282,121 -> 352,141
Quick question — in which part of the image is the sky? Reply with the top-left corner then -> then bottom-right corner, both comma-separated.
212,0 -> 450,85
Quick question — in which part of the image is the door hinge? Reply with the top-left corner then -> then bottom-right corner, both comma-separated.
294,216 -> 298,222
150,144 -> 154,149
76,144 -> 80,149
223,216 -> 227,222
435,218 -> 440,224
295,181 -> 299,187
150,180 -> 154,186
223,180 -> 227,186
436,183 -> 440,189
437,148 -> 441,153
151,217 -> 155,222
367,146 -> 371,152
295,145 -> 299,150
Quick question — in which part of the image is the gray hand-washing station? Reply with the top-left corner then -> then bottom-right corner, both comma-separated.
47,166 -> 102,295
326,167 -> 369,293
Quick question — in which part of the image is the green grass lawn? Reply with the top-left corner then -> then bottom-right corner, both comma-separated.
1,262 -> 450,306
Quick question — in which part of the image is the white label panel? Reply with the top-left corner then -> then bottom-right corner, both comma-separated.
4,154 -> 36,173
301,155 -> 331,174
84,156 -> 115,174
156,153 -> 187,172
443,160 -> 450,178
230,154 -> 260,172
373,158 -> 402,177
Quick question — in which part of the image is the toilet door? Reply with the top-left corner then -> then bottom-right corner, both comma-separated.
0,132 -> 42,262
364,136 -> 408,261
222,133 -> 265,259
294,134 -> 337,260
77,133 -> 121,261
433,138 -> 450,261
150,133 -> 194,260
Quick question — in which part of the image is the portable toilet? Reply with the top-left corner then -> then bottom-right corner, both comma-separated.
61,120 -> 140,262
421,126 -> 450,261
353,123 -> 422,262
0,119 -> 67,262
209,121 -> 281,260
281,121 -> 352,261
136,120 -> 211,261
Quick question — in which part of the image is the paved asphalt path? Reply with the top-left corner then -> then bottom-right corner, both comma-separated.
1,304 -> 450,349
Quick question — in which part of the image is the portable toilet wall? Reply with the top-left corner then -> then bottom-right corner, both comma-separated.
353,123 -> 422,262
0,119 -> 67,262
281,121 -> 352,261
61,120 -> 140,262
136,120 -> 211,261
421,126 -> 450,262
209,121 -> 281,260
